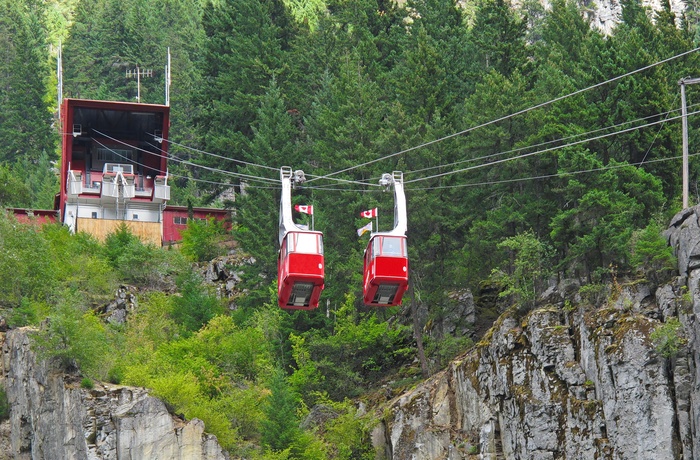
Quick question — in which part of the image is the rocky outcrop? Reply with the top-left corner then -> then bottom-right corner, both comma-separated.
201,253 -> 257,307
374,206 -> 700,459
0,329 -> 227,460
580,0 -> 687,35
505,0 -> 688,35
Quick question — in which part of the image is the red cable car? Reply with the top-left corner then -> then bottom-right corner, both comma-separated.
278,231 -> 324,309
362,172 -> 409,307
363,234 -> 408,306
277,167 -> 325,310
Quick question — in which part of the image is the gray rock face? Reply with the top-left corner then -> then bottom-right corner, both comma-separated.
374,206 -> 700,459
0,329 -> 227,460
509,0 -> 689,35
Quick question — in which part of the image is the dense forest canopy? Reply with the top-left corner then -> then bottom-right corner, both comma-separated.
0,0 -> 698,457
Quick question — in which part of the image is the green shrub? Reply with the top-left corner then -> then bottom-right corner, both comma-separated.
180,217 -> 227,262
103,224 -> 185,288
81,377 -> 94,389
651,317 -> 687,358
0,387 -> 9,421
425,334 -> 474,371
289,295 -> 414,403
172,270 -> 225,334
31,292 -> 113,379
630,222 -> 677,284
494,230 -> 552,308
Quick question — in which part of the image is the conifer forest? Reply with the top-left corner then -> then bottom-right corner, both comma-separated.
0,0 -> 699,457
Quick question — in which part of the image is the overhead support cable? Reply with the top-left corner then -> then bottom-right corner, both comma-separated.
92,130 -> 278,185
404,109 -> 700,184
410,152 -> 700,191
310,46 -> 700,183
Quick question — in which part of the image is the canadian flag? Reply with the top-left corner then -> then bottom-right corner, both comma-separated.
294,204 -> 313,215
360,208 -> 378,219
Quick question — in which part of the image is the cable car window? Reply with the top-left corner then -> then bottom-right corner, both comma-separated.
289,232 -> 323,254
381,236 -> 404,256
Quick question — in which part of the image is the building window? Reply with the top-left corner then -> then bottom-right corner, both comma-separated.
97,148 -> 134,162
174,216 -> 188,225
132,214 -> 139,220
91,212 -> 98,219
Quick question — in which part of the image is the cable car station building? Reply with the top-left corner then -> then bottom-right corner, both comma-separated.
58,98 -> 227,245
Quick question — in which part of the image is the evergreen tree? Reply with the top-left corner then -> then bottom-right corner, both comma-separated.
0,0 -> 55,165
260,369 -> 302,452
233,79 -> 300,306
194,0 -> 291,198
469,0 -> 529,78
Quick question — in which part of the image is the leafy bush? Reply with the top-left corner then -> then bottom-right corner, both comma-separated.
31,292 -> 113,379
319,398 -> 376,460
630,222 -> 676,284
172,270 -> 225,334
651,317 -> 687,358
425,334 -> 474,372
103,223 -> 186,288
0,213 -> 56,309
0,387 -> 9,421
494,230 -> 552,308
180,217 -> 227,262
119,315 -> 274,453
289,296 -> 414,403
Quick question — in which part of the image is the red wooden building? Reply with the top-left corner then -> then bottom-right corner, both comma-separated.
9,98 -> 228,244
4,98 -> 229,244
6,209 -> 59,226
162,205 -> 230,245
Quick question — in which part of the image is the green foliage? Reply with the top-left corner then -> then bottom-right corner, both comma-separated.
0,163 -> 32,207
469,0 -> 529,77
579,283 -> 608,306
493,230 -> 552,307
320,398 -> 376,460
103,223 -> 187,288
290,295 -> 414,403
630,221 -> 677,283
0,0 -> 55,167
0,387 -> 8,421
120,314 -> 274,453
0,213 -> 56,309
80,377 -> 94,389
425,334 -> 474,372
0,214 -> 118,326
171,270 -> 225,334
180,217 -> 228,262
261,369 -> 302,452
31,292 -> 113,379
651,317 -> 687,358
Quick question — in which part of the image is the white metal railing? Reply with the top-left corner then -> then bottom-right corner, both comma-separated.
68,171 -> 82,196
154,176 -> 170,200
134,187 -> 153,197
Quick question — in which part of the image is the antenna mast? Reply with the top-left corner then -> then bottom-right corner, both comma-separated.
165,48 -> 171,106
126,67 -> 153,103
57,42 -> 63,117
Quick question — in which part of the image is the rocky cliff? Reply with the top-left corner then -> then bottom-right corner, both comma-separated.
0,329 -> 228,460
372,205 -> 700,459
2,210 -> 700,459
574,0 -> 687,35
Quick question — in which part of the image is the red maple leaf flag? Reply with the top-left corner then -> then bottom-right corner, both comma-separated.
360,208 -> 378,219
295,205 -> 313,215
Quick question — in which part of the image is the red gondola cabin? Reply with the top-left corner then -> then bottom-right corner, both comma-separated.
363,234 -> 408,306
278,231 -> 325,309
